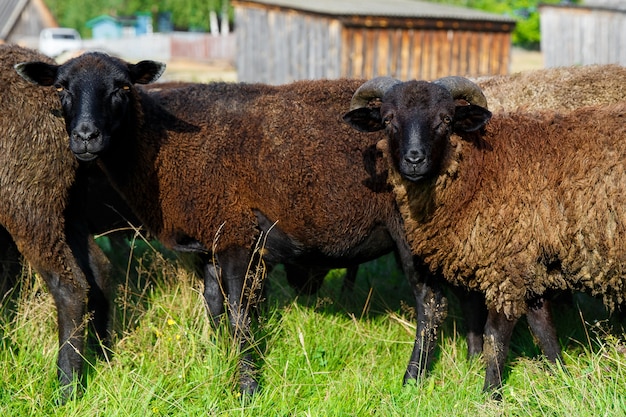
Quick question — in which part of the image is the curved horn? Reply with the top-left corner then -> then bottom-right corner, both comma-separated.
433,76 -> 488,109
349,76 -> 402,110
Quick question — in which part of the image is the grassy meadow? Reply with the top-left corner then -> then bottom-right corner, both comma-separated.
1,236 -> 626,416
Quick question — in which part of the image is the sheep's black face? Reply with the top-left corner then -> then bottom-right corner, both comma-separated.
343,79 -> 492,183
15,52 -> 165,162
55,55 -> 134,161
381,81 -> 456,181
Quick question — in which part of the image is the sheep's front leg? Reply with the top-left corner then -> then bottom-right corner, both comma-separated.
43,267 -> 89,402
526,297 -> 562,363
84,236 -> 112,355
214,247 -> 262,395
64,217 -> 113,357
202,260 -> 225,325
404,280 -> 447,383
483,308 -> 517,398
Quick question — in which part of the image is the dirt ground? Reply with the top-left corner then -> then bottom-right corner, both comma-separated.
160,58 -> 237,83
510,47 -> 544,73
161,47 -> 544,83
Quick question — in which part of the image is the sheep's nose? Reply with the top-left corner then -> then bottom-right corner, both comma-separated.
405,150 -> 425,165
73,122 -> 100,142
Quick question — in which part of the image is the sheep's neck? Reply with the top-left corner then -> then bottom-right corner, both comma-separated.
390,137 -> 467,221
387,135 -> 485,262
98,95 -> 165,238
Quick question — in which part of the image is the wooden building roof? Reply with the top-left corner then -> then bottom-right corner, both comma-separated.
0,0 -> 57,42
238,0 -> 515,22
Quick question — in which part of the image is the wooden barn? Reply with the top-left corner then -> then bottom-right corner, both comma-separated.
540,0 -> 626,67
0,0 -> 57,47
232,0 -> 515,84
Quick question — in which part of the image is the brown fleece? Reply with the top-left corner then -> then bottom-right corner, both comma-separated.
116,78 -> 395,258
476,64 -> 626,112
0,44 -> 81,280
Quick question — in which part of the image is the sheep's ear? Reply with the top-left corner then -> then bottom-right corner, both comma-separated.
14,61 -> 59,86
128,60 -> 166,84
453,104 -> 491,133
342,107 -> 384,132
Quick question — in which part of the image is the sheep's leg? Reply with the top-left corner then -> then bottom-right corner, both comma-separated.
214,246 -> 262,395
85,236 -> 112,354
526,297 -> 562,363
403,280 -> 447,383
389,226 -> 448,385
11,221 -> 92,402
65,218 -> 112,356
43,265 -> 89,402
390,217 -> 447,385
483,309 -> 517,398
401,254 -> 448,384
340,265 -> 359,294
202,260 -> 225,325
456,288 -> 487,357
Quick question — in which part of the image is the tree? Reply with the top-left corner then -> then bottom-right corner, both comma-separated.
44,0 -> 231,36
427,0 -> 579,49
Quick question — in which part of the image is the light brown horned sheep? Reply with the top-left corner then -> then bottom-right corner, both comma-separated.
343,74 -> 626,397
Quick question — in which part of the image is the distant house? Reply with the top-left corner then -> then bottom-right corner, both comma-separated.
540,0 -> 626,67
0,0 -> 57,47
232,0 -> 515,84
86,15 -> 123,40
86,13 -> 153,40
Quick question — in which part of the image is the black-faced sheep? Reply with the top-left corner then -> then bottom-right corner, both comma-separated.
343,75 -> 626,396
15,52 -> 449,395
0,44 -> 114,400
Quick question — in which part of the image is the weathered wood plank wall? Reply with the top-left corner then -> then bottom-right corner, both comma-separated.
541,5 -> 626,67
340,27 -> 510,80
236,7 -> 342,83
235,3 -> 513,84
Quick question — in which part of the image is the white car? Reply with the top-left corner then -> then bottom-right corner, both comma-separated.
39,28 -> 82,58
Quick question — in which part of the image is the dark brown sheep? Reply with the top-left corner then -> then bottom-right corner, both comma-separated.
16,52 -> 449,395
0,44 -> 114,401
344,76 -> 626,396
0,50 -> 343,403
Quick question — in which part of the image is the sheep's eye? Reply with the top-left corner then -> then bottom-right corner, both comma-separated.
112,85 -> 131,99
115,85 -> 131,95
384,114 -> 394,125
442,115 -> 452,124
55,85 -> 64,92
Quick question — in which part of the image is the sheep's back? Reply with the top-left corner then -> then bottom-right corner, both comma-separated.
145,79 -> 394,256
477,64 -> 626,112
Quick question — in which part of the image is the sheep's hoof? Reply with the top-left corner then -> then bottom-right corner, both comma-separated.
240,377 -> 259,396
402,361 -> 424,385
482,380 -> 503,401
56,381 -> 83,405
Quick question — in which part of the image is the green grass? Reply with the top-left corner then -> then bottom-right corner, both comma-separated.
1,239 -> 626,416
